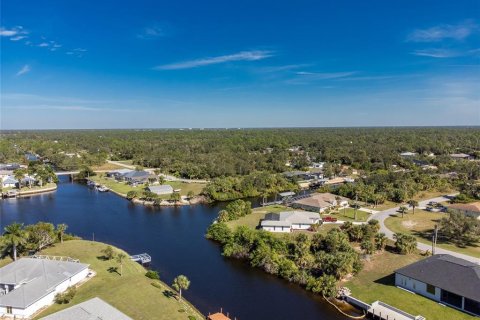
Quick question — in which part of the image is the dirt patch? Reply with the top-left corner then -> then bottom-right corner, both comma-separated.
402,220 -> 417,229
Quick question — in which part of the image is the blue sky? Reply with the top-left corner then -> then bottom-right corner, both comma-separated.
1,0 -> 479,129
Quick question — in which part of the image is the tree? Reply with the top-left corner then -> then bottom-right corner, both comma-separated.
126,190 -> 138,200
77,166 -> 96,180
360,239 -> 375,255
172,275 -> 190,301
25,222 -> 55,251
101,245 -> 115,260
440,211 -> 480,247
394,233 -> 417,254
56,224 -> 68,243
374,233 -> 387,251
116,252 -> 127,276
169,192 -> 181,204
306,274 -> 338,298
3,223 -> 27,260
398,206 -> 408,218
408,200 -> 419,214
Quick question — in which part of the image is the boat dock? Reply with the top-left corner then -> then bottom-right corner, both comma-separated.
130,253 -> 151,264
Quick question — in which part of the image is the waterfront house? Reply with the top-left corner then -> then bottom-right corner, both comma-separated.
1,176 -> 18,188
395,254 -> 480,316
260,211 -> 321,233
448,202 -> 480,220
20,175 -> 37,188
106,169 -> 133,179
25,153 -> 39,162
0,257 -> 90,319
40,297 -> 132,320
291,193 -> 349,213
122,171 -> 153,185
146,184 -> 174,195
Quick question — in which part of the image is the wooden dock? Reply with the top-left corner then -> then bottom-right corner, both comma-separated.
130,253 -> 151,264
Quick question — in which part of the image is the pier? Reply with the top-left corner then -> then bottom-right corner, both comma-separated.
130,253 -> 151,264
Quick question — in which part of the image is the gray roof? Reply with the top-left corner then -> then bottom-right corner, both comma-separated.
108,169 -> 133,175
40,297 -> 132,320
2,176 -> 18,184
395,254 -> 480,302
0,258 -> 89,309
261,211 -> 320,227
123,171 -> 151,179
147,184 -> 174,195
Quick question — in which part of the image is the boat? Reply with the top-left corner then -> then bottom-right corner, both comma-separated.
96,185 -> 109,192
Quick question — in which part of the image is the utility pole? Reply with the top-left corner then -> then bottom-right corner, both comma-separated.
432,224 -> 438,255
354,193 -> 358,220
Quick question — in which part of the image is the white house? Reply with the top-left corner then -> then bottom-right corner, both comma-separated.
260,211 -> 321,233
1,176 -> 18,188
40,297 -> 132,320
395,254 -> 480,316
0,257 -> 90,319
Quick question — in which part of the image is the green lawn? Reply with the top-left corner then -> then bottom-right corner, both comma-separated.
29,240 -> 203,320
385,210 -> 480,258
19,182 -> 57,192
90,176 -> 206,198
347,249 -> 476,320
326,208 -> 370,222
226,205 -> 290,229
365,190 -> 456,211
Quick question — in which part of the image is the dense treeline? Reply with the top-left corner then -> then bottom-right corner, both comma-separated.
206,220 -> 388,297
1,127 -> 479,178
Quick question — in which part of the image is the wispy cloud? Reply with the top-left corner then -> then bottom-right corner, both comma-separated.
38,42 -> 49,47
16,65 -> 31,76
0,26 -> 28,37
407,21 -> 477,42
257,64 -> 310,73
10,35 -> 27,41
411,48 -> 461,58
66,48 -> 87,57
286,71 -> 357,85
154,50 -> 274,70
137,24 -> 166,39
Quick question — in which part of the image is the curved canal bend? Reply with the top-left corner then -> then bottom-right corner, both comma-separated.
0,176 -> 346,320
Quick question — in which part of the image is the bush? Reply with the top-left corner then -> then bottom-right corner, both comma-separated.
145,270 -> 160,280
55,286 -> 76,304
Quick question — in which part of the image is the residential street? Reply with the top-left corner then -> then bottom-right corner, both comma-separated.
368,195 -> 480,264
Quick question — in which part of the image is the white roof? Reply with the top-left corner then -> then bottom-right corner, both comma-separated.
147,184 -> 174,194
40,297 -> 132,320
0,258 -> 89,309
261,211 -> 320,227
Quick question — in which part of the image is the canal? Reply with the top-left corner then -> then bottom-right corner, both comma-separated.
0,176 -> 346,320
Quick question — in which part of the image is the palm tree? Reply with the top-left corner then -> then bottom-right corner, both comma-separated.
407,199 -> 419,214
56,224 -> 68,243
116,253 -> 127,276
3,223 -> 26,260
398,206 -> 408,218
172,275 -> 190,301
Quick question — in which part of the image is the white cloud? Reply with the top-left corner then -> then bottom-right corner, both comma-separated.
138,25 -> 166,39
1,26 -> 28,39
16,65 -> 31,76
407,21 -> 477,42
154,50 -> 274,70
10,35 -> 27,41
411,49 -> 462,58
38,42 -> 49,47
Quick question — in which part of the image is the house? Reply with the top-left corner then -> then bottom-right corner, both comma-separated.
400,152 -> 417,157
40,297 -> 132,320
395,254 -> 480,316
450,153 -> 474,160
448,202 -> 480,220
291,193 -> 349,213
260,211 -> 321,233
0,257 -> 90,319
0,163 -> 20,171
106,169 -> 133,179
309,162 -> 325,169
25,153 -> 39,162
121,171 -> 153,184
146,184 -> 174,195
1,176 -> 18,188
20,175 -> 37,187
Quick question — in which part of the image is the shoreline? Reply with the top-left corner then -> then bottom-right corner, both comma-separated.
1,184 -> 58,198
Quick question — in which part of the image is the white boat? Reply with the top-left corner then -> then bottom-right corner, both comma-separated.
96,185 -> 109,192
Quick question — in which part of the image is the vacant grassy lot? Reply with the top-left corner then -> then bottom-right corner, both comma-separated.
90,176 -> 206,198
30,240 -> 203,320
326,208 -> 370,222
347,248 -> 476,320
385,210 -> 480,258
366,190 -> 455,211
91,162 -> 126,171
226,205 -> 290,229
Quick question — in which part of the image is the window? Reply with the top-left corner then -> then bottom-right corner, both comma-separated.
6,306 -> 12,314
441,289 -> 463,308
464,298 -> 480,315
426,284 -> 435,295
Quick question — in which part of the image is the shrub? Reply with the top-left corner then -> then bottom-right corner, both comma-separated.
145,270 -> 160,280
55,286 -> 76,304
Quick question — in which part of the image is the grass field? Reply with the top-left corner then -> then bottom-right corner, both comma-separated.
91,162 -> 126,171
346,248 -> 477,320
385,210 -> 480,258
369,190 -> 455,211
90,176 -> 206,198
29,240 -> 203,320
326,208 -> 370,222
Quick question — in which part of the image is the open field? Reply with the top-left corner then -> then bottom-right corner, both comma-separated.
385,210 -> 480,258
28,240 -> 203,320
91,162 -> 126,171
368,190 -> 456,211
346,248 -> 477,320
90,176 -> 206,197
226,205 -> 290,229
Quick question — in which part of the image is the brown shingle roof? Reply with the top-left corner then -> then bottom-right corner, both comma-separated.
449,202 -> 480,213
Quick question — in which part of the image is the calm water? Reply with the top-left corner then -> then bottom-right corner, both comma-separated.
0,176 -> 346,320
